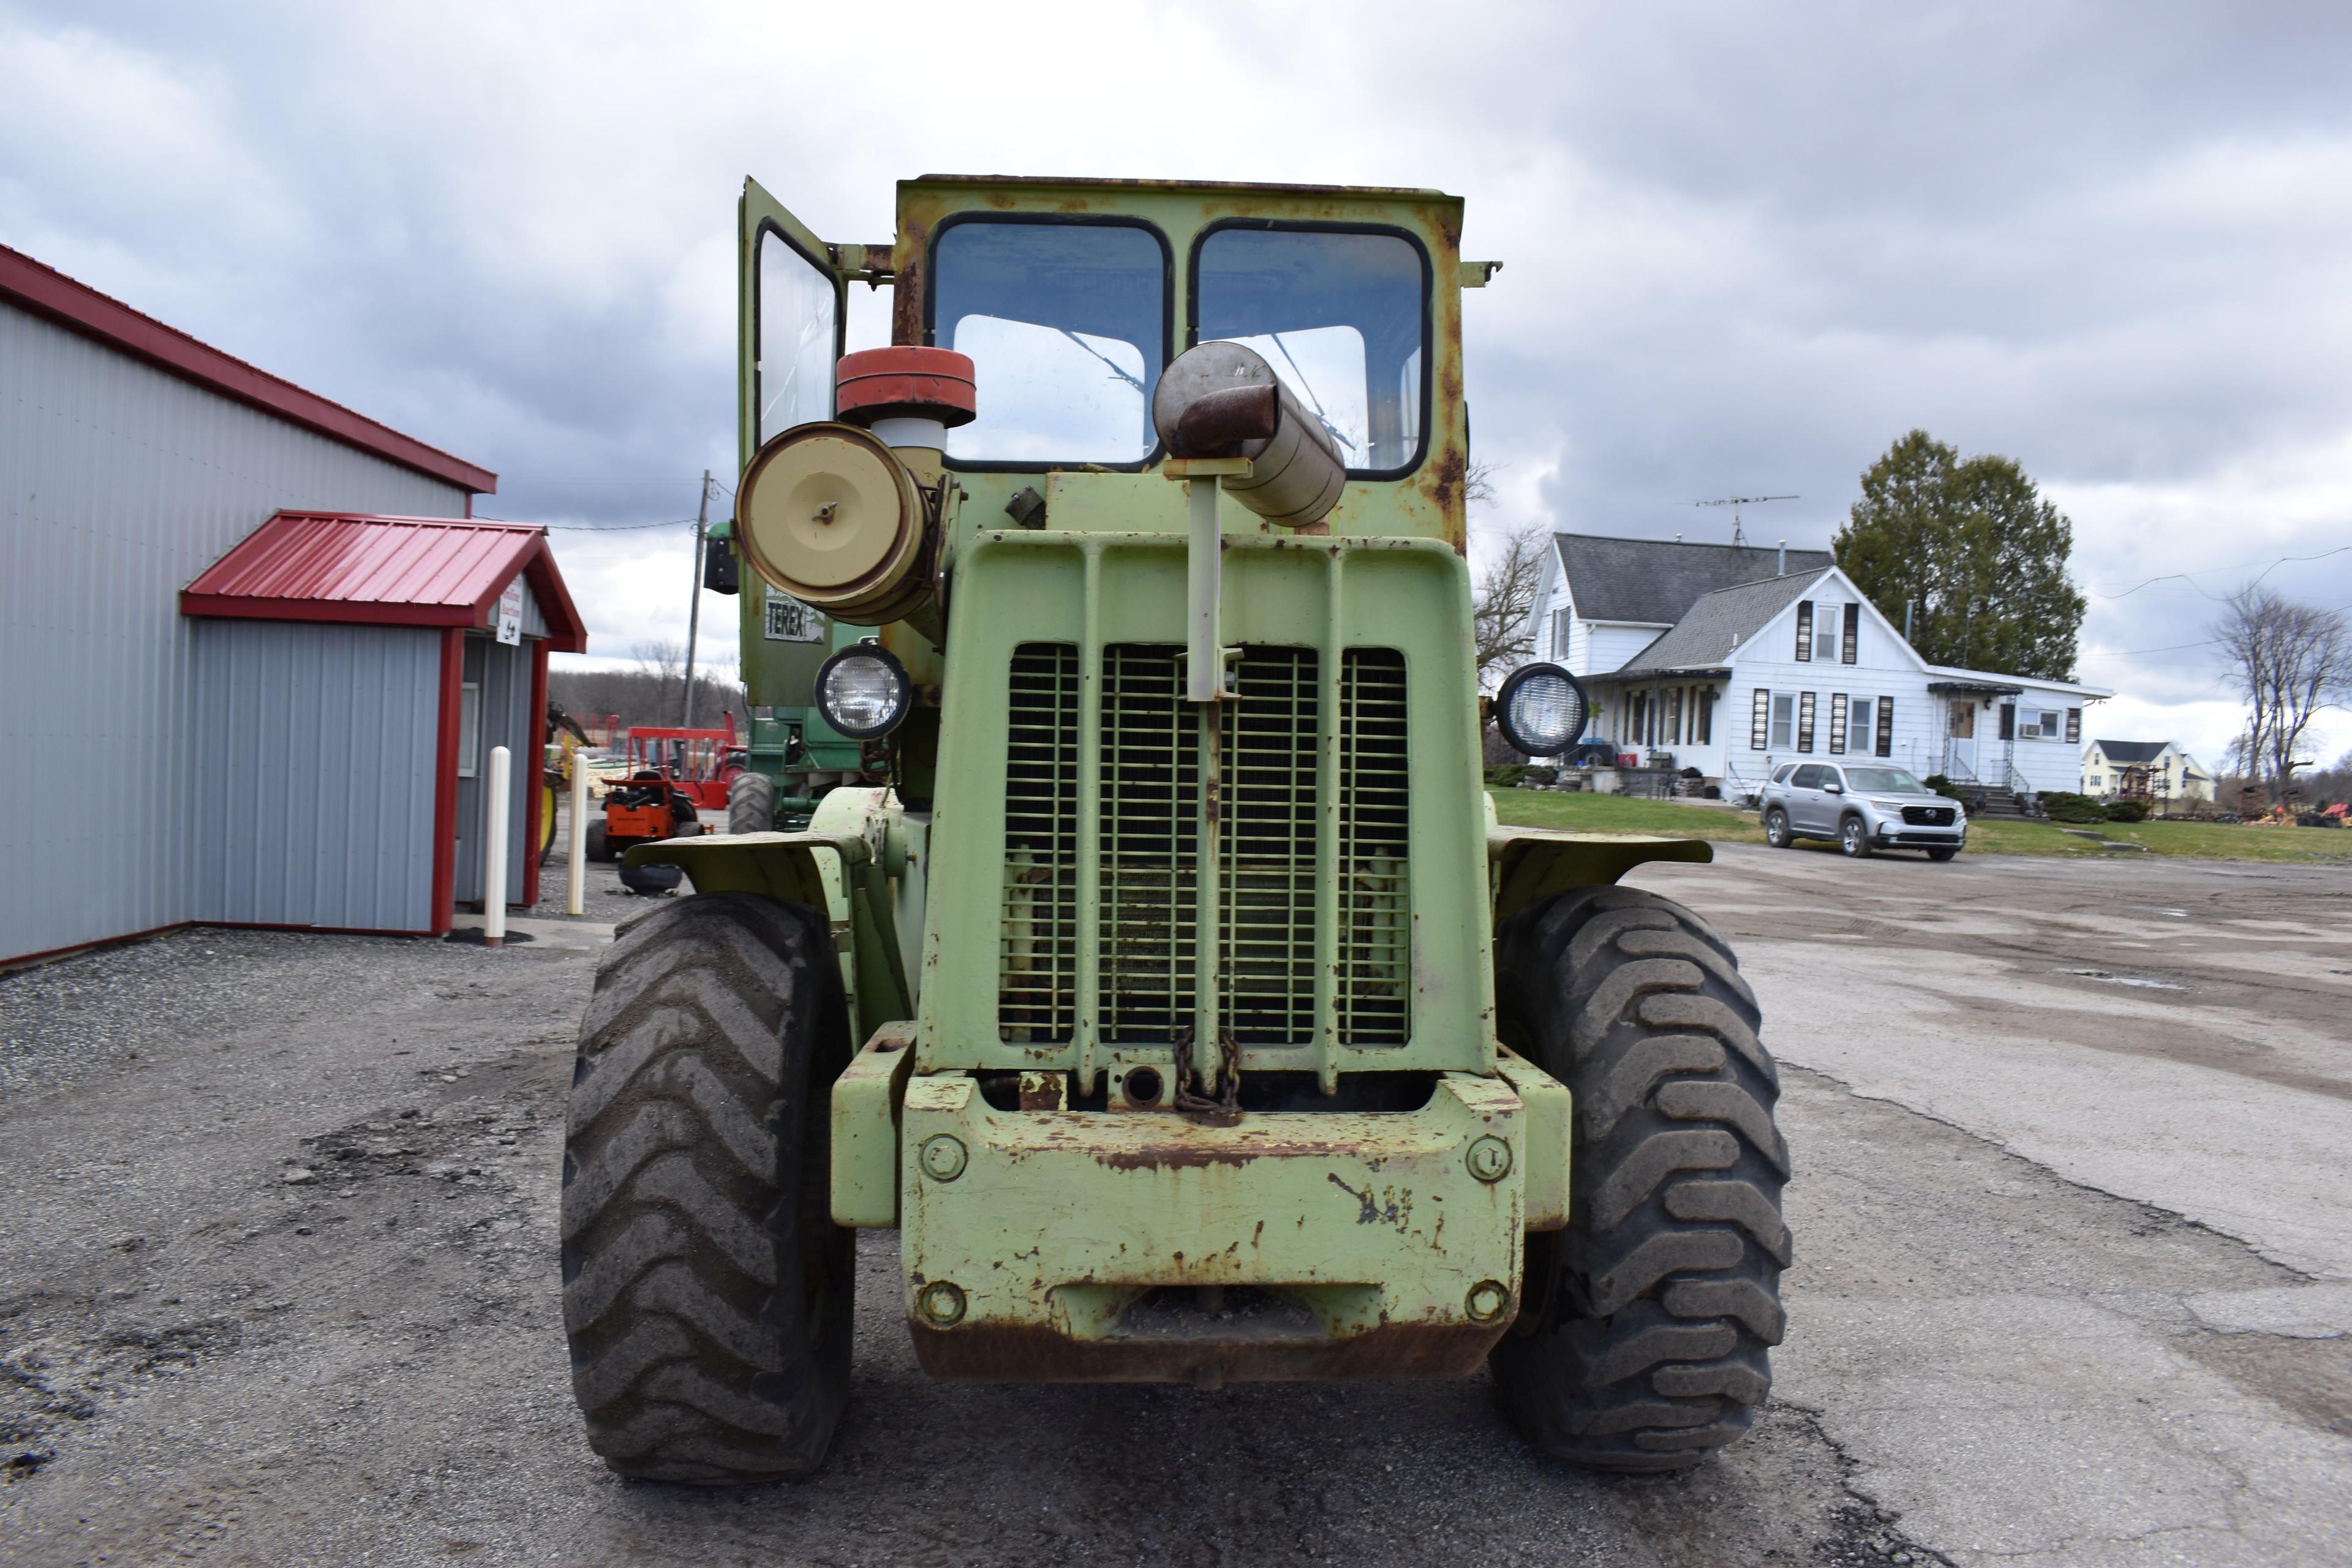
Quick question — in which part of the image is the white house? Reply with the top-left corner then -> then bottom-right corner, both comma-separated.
2083,739 -> 2212,803
1532,533 -> 2109,797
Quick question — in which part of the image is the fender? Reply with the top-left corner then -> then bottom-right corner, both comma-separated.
628,807 -> 914,1041
1485,795 -> 1714,928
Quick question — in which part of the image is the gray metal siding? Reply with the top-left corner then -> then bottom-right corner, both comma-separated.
191,622 -> 440,932
515,573 -> 548,639
1,300 -> 469,962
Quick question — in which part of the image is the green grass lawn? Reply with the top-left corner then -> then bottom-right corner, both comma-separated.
1489,788 -> 2352,864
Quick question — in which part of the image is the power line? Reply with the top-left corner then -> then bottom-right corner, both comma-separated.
2091,542 -> 2352,600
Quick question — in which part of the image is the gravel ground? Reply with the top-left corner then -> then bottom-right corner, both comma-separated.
1,842 -> 2347,1565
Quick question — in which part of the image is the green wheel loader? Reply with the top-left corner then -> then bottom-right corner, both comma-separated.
559,175 -> 1788,1480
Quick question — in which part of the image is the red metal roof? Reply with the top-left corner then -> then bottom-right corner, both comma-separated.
183,511 -> 587,653
0,244 -> 496,496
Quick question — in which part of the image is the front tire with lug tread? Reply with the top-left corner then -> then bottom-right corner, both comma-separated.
1490,885 -> 1789,1472
560,891 -> 854,1481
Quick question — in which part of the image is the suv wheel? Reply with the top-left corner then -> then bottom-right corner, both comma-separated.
1763,809 -> 1793,849
1927,846 -> 1959,862
1838,816 -> 1871,858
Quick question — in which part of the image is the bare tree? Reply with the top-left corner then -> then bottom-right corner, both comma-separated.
1473,522 -> 1550,693
1464,459 -> 1502,512
2213,587 -> 2352,803
634,639 -> 687,726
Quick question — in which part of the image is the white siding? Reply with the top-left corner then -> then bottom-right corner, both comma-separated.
1582,622 -> 1667,676
1,301 -> 468,962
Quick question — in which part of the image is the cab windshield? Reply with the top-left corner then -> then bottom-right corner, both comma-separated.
1195,226 -> 1426,474
930,219 -> 1166,466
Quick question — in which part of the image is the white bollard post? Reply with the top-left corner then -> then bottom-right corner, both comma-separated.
483,745 -> 510,949
567,759 -> 589,917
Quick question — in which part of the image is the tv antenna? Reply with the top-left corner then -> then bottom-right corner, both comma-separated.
1695,494 -> 1798,547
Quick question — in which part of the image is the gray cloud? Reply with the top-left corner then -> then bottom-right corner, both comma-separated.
4,0 -> 2347,759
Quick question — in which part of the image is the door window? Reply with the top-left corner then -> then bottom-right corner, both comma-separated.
758,230 -> 840,443
1790,764 -> 1824,789
930,219 -> 1167,466
458,682 -> 481,778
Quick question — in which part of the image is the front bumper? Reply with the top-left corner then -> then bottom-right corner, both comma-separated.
891,1063 -> 1555,1385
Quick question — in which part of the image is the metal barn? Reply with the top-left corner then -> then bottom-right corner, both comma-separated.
0,244 -> 583,965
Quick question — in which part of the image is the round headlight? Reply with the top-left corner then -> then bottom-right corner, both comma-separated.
813,644 -> 911,739
1495,663 -> 1589,758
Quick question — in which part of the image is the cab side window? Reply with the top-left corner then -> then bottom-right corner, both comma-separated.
1789,764 -> 1824,789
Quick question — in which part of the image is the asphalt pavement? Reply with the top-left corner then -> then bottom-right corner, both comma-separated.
1,834 -> 2346,1566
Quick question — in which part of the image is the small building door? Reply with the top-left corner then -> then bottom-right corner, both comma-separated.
452,633 -> 533,908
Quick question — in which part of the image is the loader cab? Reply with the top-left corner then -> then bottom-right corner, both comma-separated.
740,176 -> 1479,532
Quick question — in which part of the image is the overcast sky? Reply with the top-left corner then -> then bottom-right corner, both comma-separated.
7,0 -> 2350,767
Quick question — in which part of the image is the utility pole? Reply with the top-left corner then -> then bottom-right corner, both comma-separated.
682,470 -> 710,728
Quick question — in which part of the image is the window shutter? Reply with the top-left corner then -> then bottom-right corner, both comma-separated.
2065,707 -> 2081,744
1842,603 -> 1859,664
1794,601 -> 1814,661
1797,692 -> 1817,753
1751,688 -> 1770,749
1999,703 -> 2016,741
1875,697 -> 1894,757
1828,693 -> 1848,754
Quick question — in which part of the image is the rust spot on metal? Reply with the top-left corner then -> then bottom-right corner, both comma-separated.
1426,448 -> 1466,513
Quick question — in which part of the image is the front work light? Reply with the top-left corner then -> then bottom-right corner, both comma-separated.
814,643 -> 912,739
1494,663 -> 1589,758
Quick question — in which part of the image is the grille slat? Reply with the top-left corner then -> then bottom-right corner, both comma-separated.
998,642 -> 1409,1051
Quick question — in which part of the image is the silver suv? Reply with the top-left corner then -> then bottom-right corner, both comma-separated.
1759,761 -> 1966,860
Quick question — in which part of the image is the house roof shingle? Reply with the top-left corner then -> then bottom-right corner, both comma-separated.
2092,739 -> 2169,764
1608,570 -> 1828,678
1556,533 -> 1834,625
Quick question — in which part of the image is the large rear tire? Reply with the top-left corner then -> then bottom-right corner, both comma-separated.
729,771 -> 776,837
560,892 -> 855,1481
1490,885 -> 1788,1472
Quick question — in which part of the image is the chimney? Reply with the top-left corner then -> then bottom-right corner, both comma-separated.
1776,539 -> 1787,575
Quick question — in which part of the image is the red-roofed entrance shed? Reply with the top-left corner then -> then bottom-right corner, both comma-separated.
181,513 -> 589,938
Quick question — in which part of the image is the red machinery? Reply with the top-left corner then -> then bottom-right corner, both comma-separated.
584,715 -> 744,862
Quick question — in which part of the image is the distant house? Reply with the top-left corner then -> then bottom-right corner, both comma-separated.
1532,532 -> 2110,796
2083,740 -> 2212,804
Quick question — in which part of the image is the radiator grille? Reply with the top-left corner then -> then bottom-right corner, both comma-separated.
998,642 -> 1411,1050
1336,649 -> 1411,1046
1000,644 -> 1079,1042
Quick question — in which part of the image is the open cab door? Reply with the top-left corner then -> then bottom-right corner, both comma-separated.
735,179 -> 867,717
737,178 -> 862,469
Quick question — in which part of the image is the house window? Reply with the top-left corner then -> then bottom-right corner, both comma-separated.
458,682 -> 481,778
2017,706 -> 2065,741
1817,631 -> 1838,662
1770,693 -> 1794,750
1850,697 -> 1873,750
1551,608 -> 1571,660
1697,687 -> 1714,745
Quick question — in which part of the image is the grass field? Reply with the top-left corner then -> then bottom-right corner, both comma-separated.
1489,788 -> 2352,864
